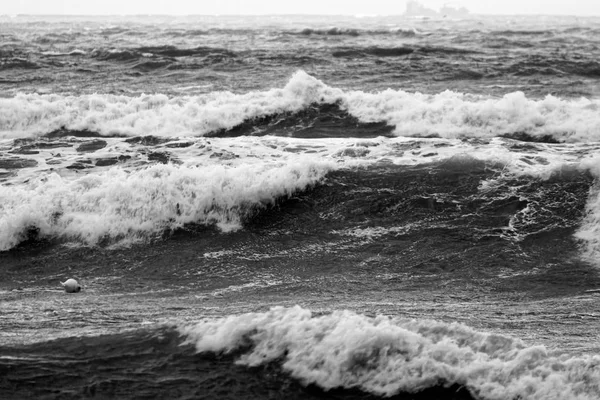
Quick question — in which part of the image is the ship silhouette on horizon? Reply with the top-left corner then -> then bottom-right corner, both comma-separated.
404,1 -> 470,18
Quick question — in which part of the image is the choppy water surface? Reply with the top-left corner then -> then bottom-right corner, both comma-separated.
1,14 -> 600,400
2,14 -> 600,96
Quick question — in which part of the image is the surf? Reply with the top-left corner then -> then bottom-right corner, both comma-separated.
2,71 -> 600,142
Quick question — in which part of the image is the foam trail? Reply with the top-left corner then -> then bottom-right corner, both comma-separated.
0,161 -> 330,251
182,306 -> 600,400
2,71 -> 600,142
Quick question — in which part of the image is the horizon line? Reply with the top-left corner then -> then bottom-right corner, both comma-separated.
2,12 -> 598,17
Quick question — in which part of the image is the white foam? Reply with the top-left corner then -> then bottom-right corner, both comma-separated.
0,72 -> 340,139
2,71 -> 600,142
181,306 -> 600,400
0,125 -> 598,256
344,89 -> 600,142
332,225 -> 416,238
574,157 -> 600,264
0,161 -> 331,250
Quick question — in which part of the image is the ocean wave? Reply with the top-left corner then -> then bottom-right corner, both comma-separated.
90,48 -> 141,61
132,59 -> 173,71
506,58 -> 600,78
575,157 -> 600,265
181,306 -> 600,400
98,26 -> 131,35
137,45 -> 236,58
40,49 -> 87,57
299,27 -> 361,36
163,28 -> 209,37
0,57 -> 41,70
208,102 -> 394,138
0,161 -> 331,251
493,29 -> 551,36
0,324 -> 470,399
33,32 -> 83,44
332,45 -> 476,58
332,46 -> 415,58
292,27 -> 418,37
2,71 -> 600,141
418,45 -> 478,55
88,46 -> 237,62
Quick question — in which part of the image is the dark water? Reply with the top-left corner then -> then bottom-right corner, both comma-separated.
2,14 -> 600,400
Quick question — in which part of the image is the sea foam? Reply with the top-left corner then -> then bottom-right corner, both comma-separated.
575,157 -> 600,264
181,306 -> 600,400
2,71 -> 600,142
0,161 -> 330,250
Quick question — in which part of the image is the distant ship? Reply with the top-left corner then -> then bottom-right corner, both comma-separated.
404,1 -> 469,18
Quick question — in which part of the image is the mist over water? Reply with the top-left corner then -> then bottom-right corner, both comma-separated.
2,13 -> 600,400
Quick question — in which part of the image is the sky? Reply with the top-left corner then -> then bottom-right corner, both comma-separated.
3,0 -> 600,16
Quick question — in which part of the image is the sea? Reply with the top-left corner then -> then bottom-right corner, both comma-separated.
1,13 -> 600,400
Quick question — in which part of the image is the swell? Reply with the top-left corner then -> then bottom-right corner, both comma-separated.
91,46 -> 237,61
492,29 -> 551,36
247,159 -> 597,285
0,58 -> 41,70
505,58 -> 600,78
208,102 -> 395,139
332,45 -> 477,58
256,157 -> 594,237
0,46 -> 239,73
4,153 -> 597,297
292,27 -> 418,37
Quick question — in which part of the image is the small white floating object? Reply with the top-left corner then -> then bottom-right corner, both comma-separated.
61,278 -> 81,293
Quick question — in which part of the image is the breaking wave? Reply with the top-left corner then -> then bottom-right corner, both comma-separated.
575,157 -> 600,265
0,161 -> 331,251
182,306 -> 600,400
2,71 -> 600,142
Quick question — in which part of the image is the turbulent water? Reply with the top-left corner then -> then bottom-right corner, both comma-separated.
1,14 -> 600,400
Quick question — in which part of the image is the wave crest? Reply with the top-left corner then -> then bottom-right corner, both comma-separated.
575,158 -> 600,265
181,306 -> 600,400
2,71 -> 600,142
0,161 -> 331,251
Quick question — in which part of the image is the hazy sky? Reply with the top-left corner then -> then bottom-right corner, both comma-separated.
3,0 -> 600,16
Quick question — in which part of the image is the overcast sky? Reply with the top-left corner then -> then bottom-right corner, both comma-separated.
3,0 -> 600,16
